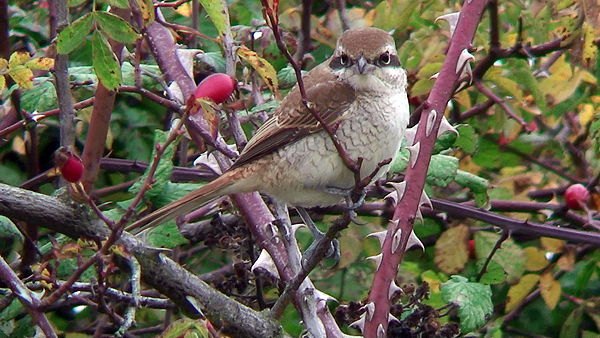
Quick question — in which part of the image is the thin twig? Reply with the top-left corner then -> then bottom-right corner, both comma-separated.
476,229 -> 509,282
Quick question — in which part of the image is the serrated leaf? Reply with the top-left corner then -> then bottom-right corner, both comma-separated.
434,224 -> 469,274
441,275 -> 493,333
474,231 -> 526,283
8,66 -> 34,89
505,274 -> 540,312
8,51 -> 31,67
539,271 -> 561,310
237,46 -> 278,93
277,65 -> 297,87
199,0 -> 230,36
560,305 -> 584,338
454,124 -> 477,154
21,79 -> 57,112
476,259 -> 507,284
524,246 -> 549,271
426,154 -> 458,187
198,52 -> 226,73
129,130 -> 177,200
146,222 -> 189,248
24,57 -> 55,70
56,13 -> 93,54
92,30 -> 122,91
94,12 -> 141,44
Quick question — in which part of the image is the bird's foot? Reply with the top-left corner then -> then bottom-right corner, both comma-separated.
296,207 -> 340,267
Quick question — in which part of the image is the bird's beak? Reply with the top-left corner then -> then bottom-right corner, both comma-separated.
355,55 -> 373,75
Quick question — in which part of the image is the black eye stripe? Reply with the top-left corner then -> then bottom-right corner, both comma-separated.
330,53 -> 401,69
382,54 -> 401,67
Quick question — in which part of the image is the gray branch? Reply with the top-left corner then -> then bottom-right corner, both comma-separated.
0,184 -> 288,338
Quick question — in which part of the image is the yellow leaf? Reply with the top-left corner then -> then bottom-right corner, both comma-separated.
25,57 -> 55,71
338,227 -> 363,269
525,247 -> 549,271
8,66 -> 34,89
8,51 -> 31,67
505,274 -> 540,312
557,249 -> 575,271
0,58 -> 7,69
237,46 -> 278,94
541,237 -> 565,253
583,23 -> 597,68
175,2 -> 192,17
582,70 -> 598,85
434,224 -> 470,274
12,135 -> 26,155
539,271 -> 561,310
0,75 -> 5,92
579,103 -> 595,126
539,55 -> 583,105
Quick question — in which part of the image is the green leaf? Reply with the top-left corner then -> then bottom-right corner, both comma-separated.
94,11 -> 141,44
474,231 -> 526,283
198,52 -> 226,73
426,154 -> 459,187
432,129 -> 457,154
160,319 -> 209,338
454,170 -> 489,194
454,124 -> 477,154
92,30 -> 121,91
573,259 -> 596,297
56,13 -> 93,54
277,65 -> 297,87
152,182 -> 205,207
513,60 -> 546,112
106,0 -> 130,8
476,259 -> 507,284
68,0 -> 87,7
560,305 -> 584,338
441,275 -> 493,333
146,222 -> 189,249
199,0 -> 230,36
20,78 -> 57,112
129,130 -> 177,202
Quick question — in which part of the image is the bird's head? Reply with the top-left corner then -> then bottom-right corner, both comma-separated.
329,27 -> 407,93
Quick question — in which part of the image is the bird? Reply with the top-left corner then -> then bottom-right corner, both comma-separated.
128,27 -> 410,236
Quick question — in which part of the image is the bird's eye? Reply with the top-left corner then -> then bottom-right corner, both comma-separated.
379,52 -> 391,65
340,54 -> 350,66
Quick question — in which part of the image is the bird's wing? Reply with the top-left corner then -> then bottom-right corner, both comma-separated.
231,63 -> 356,169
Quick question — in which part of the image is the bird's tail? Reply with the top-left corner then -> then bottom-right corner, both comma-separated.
126,171 -> 238,232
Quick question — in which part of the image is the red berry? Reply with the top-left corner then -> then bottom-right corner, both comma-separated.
55,148 -> 84,183
193,73 -> 236,104
564,184 -> 590,210
468,239 -> 476,259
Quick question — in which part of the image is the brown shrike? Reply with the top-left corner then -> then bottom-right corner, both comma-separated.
130,27 -> 410,230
